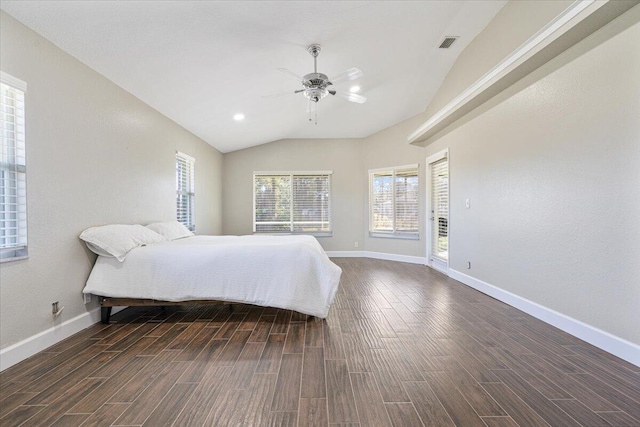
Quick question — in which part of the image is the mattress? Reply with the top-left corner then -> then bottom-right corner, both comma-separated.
83,235 -> 342,318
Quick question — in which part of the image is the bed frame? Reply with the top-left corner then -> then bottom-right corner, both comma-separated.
99,297 -> 234,323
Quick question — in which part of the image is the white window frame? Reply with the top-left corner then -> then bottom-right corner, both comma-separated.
369,164 -> 419,240
0,72 -> 28,263
253,171 -> 333,237
176,151 -> 195,232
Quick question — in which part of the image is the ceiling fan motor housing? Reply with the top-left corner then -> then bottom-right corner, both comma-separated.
303,72 -> 330,102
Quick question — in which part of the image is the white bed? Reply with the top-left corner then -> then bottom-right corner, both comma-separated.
84,235 -> 342,319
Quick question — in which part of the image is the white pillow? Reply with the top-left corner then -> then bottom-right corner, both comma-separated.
146,221 -> 194,241
80,224 -> 166,261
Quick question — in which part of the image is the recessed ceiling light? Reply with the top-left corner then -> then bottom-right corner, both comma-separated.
233,113 -> 245,121
349,85 -> 360,93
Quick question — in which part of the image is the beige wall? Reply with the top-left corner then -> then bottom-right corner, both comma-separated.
361,115 -> 427,256
0,12 -> 223,349
222,138 -> 364,252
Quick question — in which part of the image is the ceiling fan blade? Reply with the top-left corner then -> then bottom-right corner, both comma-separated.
276,68 -> 304,82
337,92 -> 367,104
262,89 -> 304,98
330,68 -> 363,86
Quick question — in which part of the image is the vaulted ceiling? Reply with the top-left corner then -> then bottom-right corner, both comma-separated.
1,1 -> 505,152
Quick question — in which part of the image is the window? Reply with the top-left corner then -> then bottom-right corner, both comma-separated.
0,73 -> 28,262
369,165 -> 419,238
176,151 -> 195,231
254,172 -> 331,235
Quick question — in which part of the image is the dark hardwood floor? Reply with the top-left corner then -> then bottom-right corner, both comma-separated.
1,258 -> 639,426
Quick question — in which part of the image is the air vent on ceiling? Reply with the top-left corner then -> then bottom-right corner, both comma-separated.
439,36 -> 459,49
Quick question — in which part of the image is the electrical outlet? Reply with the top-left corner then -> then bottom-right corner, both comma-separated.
465,198 -> 471,209
467,261 -> 471,269
83,293 -> 91,304
354,241 -> 359,248
52,301 -> 64,317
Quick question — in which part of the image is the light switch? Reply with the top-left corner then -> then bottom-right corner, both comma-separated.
465,198 -> 470,209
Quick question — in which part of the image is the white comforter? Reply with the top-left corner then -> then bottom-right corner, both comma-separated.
84,235 -> 342,318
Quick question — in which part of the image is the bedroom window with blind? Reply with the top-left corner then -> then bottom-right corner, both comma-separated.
254,172 -> 332,236
176,151 -> 195,232
0,73 -> 28,262
369,165 -> 419,239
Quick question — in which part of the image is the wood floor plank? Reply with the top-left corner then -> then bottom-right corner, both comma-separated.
19,343 -> 108,394
78,403 -> 129,427
178,338 -> 228,382
248,315 -> 275,342
139,323 -> 190,355
50,413 -> 89,426
492,369 -> 581,427
224,341 -> 266,390
323,315 -> 345,360
569,373 -> 640,422
0,392 -> 38,419
214,329 -> 252,367
299,398 -> 329,427
112,361 -> 190,425
69,355 -> 152,413
326,359 -> 359,424
238,307 -> 265,331
214,312 -> 248,339
271,353 -> 303,411
385,402 -> 424,427
142,383 -> 197,426
172,326 -> 220,362
284,322 -> 306,354
595,410 -> 640,426
107,350 -> 179,403
305,318 -> 324,348
238,373 -> 279,426
256,333 -> 286,374
422,371 -> 486,426
272,310 -> 293,333
18,378 -> 102,427
171,366 -> 233,426
402,381 -> 454,426
301,347 -> 326,398
0,405 -> 46,427
441,358 -> 506,416
23,348 -> 112,404
480,382 -> 551,427
350,372 -> 392,427
481,416 -> 520,427
551,399 -> 612,426
518,353 -> 621,412
166,321 -> 207,350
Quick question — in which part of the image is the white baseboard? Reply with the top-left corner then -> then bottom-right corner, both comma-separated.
449,269 -> 640,367
325,251 -> 367,258
0,306 -> 125,371
327,250 -> 427,265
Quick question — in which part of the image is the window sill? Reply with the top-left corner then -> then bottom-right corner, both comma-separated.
254,232 -> 333,238
0,255 -> 29,263
369,232 -> 419,240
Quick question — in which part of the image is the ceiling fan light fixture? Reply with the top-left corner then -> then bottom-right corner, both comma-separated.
233,113 -> 245,121
349,85 -> 360,93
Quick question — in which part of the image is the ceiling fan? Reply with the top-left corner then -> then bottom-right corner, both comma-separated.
264,44 -> 366,123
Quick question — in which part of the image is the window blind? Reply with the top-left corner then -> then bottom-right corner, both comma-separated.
430,158 -> 448,260
176,152 -> 195,231
0,77 -> 28,261
254,172 -> 331,234
369,166 -> 418,236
